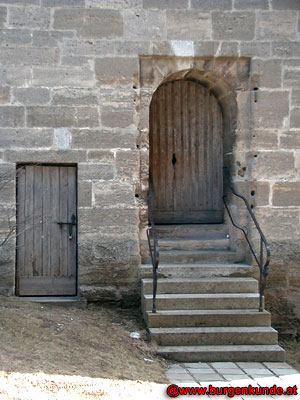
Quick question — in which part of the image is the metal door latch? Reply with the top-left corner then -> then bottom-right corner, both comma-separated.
57,214 -> 76,239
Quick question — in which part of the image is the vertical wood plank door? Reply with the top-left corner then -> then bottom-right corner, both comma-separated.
150,80 -> 224,224
16,165 -> 77,296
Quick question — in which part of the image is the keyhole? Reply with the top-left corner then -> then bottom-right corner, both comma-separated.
172,153 -> 176,166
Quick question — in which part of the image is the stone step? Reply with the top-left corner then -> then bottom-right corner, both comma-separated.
157,344 -> 285,362
150,326 -> 278,346
146,309 -> 271,328
23,296 -> 87,308
158,238 -> 230,251
142,277 -> 258,294
144,293 -> 261,310
155,224 -> 229,239
159,250 -> 244,263
140,263 -> 254,279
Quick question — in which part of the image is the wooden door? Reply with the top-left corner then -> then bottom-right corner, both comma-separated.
150,80 -> 223,224
16,165 -> 77,296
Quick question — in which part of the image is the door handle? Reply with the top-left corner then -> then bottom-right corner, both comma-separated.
57,214 -> 76,239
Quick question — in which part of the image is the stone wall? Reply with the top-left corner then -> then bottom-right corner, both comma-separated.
0,0 -> 299,331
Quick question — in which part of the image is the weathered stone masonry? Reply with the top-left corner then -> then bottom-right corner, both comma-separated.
0,0 -> 300,335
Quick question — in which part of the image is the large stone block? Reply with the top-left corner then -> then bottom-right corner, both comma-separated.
218,42 -> 239,57
236,130 -> 278,151
12,88 -> 50,105
78,181 -> 92,207
53,9 -> 123,39
251,59 -> 282,89
167,10 -> 211,40
0,29 -> 32,45
8,6 -> 50,29
234,0 -> 268,9
191,0 -> 232,9
194,41 -> 219,56
283,69 -> 300,89
86,0 -> 142,8
26,106 -> 99,128
0,0 -> 38,3
54,128 -> 71,149
0,86 -> 9,103
0,180 -> 15,204
0,106 -> 24,127
239,42 -> 271,57
26,105 -> 76,128
0,256 -> 15,296
116,150 -> 139,180
93,182 -> 135,207
212,12 -> 255,40
272,42 -> 300,57
52,89 -> 98,106
0,7 -> 6,28
288,264 -> 300,288
212,57 -> 250,91
32,30 -> 74,47
78,163 -> 115,181
87,150 -> 115,163
32,66 -> 94,88
290,109 -> 300,129
0,46 -> 59,65
98,87 -> 135,104
61,55 -> 92,67
123,9 -> 166,41
95,57 -> 138,85
264,263 -> 288,290
250,151 -> 295,180
292,90 -> 300,107
280,131 -> 300,149
273,182 -> 300,206
101,105 -> 134,128
0,65 -> 31,86
71,129 -> 136,150
0,164 -> 15,202
143,0 -> 188,8
42,0 -> 85,5
4,149 -> 87,163
255,208 -> 300,241
63,38 -> 150,57
0,128 -> 53,148
272,0 -> 300,9
257,12 -> 297,40
252,91 -> 289,129
76,107 -> 100,128
79,208 -> 139,235
79,285 -> 140,307
228,181 -> 270,207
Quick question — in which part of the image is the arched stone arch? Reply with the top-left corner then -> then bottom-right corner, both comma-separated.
138,57 -> 249,259
149,68 -> 238,156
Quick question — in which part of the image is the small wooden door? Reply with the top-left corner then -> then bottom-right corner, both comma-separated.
16,165 -> 77,296
150,80 -> 223,224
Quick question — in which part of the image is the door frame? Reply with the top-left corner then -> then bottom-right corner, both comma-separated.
15,163 -> 78,297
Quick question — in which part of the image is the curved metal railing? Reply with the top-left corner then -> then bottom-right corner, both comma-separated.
146,172 -> 159,313
223,167 -> 271,312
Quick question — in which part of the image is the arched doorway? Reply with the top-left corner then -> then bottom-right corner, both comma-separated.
149,79 -> 223,224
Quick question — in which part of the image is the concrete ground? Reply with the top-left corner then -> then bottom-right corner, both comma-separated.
166,362 -> 300,398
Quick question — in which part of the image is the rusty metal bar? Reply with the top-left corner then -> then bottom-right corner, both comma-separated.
146,172 -> 159,313
223,167 -> 271,312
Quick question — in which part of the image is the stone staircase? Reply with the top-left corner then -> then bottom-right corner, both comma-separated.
141,224 -> 285,362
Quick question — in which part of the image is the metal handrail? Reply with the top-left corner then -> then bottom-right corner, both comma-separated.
223,167 -> 270,312
146,172 -> 159,313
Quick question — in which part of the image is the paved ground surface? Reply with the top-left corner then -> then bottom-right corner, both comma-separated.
166,361 -> 300,398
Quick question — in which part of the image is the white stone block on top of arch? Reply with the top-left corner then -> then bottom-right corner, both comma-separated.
171,41 -> 195,57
